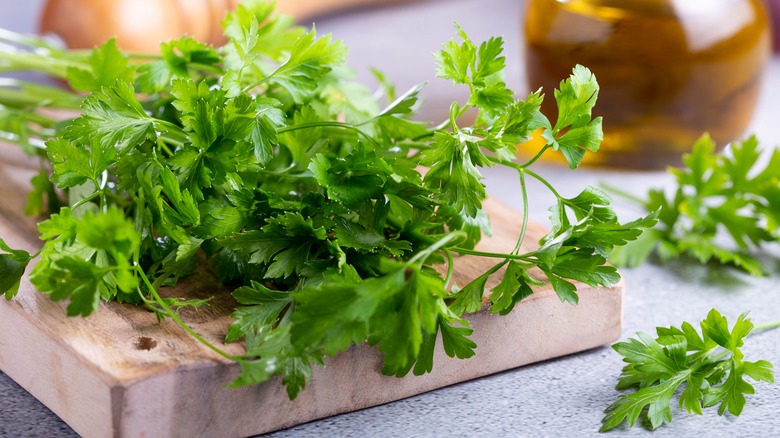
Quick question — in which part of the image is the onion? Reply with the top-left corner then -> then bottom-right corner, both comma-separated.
40,0 -> 213,51
39,0 -> 414,52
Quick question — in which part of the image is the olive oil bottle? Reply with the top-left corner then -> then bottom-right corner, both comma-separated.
524,0 -> 770,168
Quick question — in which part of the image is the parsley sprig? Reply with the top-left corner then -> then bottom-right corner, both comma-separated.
610,134 -> 780,275
0,3 -> 653,398
602,309 -> 777,431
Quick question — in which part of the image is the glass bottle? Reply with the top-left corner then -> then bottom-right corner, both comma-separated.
524,0 -> 771,168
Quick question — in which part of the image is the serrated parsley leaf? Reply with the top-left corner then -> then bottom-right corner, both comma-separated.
46,137 -> 115,188
421,132 -> 486,218
66,39 -> 135,92
137,36 -> 221,94
226,280 -> 292,343
544,65 -> 602,168
0,238 -> 32,300
64,80 -> 159,155
375,83 -> 426,118
265,27 -> 347,103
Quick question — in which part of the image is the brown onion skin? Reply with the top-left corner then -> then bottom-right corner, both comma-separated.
40,0 -> 415,52
39,0 -> 216,51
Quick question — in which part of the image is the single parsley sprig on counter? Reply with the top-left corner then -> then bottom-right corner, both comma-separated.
602,309 -> 778,432
610,134 -> 780,275
0,2 -> 654,398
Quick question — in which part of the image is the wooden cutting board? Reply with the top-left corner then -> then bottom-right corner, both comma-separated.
0,142 -> 623,438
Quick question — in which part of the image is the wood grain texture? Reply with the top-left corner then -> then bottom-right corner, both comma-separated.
0,143 -> 623,438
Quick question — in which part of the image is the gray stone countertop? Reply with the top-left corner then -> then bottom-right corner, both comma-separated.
2,0 -> 780,436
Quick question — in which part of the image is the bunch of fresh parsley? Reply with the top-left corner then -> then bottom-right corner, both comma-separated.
0,2 -> 653,398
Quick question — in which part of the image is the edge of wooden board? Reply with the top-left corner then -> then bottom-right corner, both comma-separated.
0,278 -> 623,438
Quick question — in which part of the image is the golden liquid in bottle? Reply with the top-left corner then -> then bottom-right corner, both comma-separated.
524,0 -> 770,168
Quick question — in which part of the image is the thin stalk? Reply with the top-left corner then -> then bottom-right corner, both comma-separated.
0,29 -> 54,48
156,120 -> 188,148
512,171 -> 530,254
241,76 -> 270,94
525,168 -> 564,200
408,231 -> 467,266
0,106 -> 58,127
0,131 -> 46,150
125,53 -> 163,61
0,51 -> 85,77
521,144 -> 551,169
134,266 -> 244,362
443,249 -> 455,289
70,190 -> 100,211
601,182 -> 646,205
156,137 -> 175,157
0,83 -> 82,110
753,320 -> 780,334
451,247 -> 535,262
278,121 -> 381,149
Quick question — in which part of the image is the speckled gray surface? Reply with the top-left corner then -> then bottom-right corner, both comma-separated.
2,1 -> 780,437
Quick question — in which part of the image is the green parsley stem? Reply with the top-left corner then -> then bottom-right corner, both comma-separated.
0,131 -> 46,150
443,249 -> 455,288
0,88 -> 81,111
513,171 -> 530,254
0,107 -> 58,127
452,247 -> 534,262
524,168 -> 563,200
520,145 -> 551,169
411,131 -> 436,142
278,121 -> 381,148
124,52 -> 163,60
408,231 -> 467,266
241,76 -> 270,94
156,138 -> 175,157
0,51 -> 83,78
489,157 -> 564,200
753,319 -> 780,334
70,190 -> 100,211
155,120 -> 188,148
134,266 -> 244,362
600,182 -> 645,205
0,28 -> 56,48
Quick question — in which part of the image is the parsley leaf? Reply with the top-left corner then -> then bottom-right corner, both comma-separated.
66,39 -> 135,92
64,80 -> 161,155
264,27 -> 347,103
0,238 -> 32,300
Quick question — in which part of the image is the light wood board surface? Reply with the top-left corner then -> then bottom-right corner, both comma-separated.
0,142 -> 623,438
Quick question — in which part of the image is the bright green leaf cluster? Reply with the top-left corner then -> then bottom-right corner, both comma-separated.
29,207 -> 140,316
611,135 -> 780,275
602,309 -> 774,431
